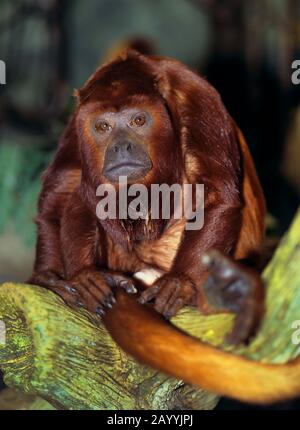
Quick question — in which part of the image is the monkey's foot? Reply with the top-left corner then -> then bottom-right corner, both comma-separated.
29,269 -> 137,317
138,274 -> 197,319
202,250 -> 265,345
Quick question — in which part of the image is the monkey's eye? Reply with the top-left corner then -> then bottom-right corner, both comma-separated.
94,120 -> 112,133
131,113 -> 147,127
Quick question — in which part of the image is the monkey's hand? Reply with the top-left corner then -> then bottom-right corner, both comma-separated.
29,269 -> 137,317
202,250 -> 265,345
138,274 -> 197,319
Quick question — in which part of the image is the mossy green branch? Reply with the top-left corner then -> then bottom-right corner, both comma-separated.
0,282 -> 219,410
0,209 -> 300,409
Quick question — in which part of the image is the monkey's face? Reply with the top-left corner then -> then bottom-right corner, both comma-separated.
78,95 -> 176,186
95,107 -> 153,182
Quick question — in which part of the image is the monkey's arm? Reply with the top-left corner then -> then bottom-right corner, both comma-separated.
29,168 -> 81,287
30,114 -> 82,284
37,191 -> 137,315
30,193 -> 67,284
139,172 -> 265,343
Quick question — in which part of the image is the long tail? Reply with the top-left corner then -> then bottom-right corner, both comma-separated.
103,291 -> 300,405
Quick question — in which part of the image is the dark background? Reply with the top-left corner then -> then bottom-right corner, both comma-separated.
0,0 -> 300,410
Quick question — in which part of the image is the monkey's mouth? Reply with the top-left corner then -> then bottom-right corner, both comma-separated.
105,161 -> 146,171
103,161 -> 152,181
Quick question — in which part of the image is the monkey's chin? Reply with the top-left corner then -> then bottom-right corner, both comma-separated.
102,163 -> 151,183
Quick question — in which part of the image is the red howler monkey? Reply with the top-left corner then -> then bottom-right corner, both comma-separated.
30,50 -> 298,404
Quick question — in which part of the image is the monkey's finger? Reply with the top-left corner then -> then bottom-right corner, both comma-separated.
95,306 -> 106,318
102,272 -> 137,294
87,275 -> 111,296
71,282 -> 108,316
30,272 -> 66,289
158,281 -> 182,316
84,277 -> 116,309
70,278 -> 102,310
44,283 -> 82,308
85,280 -> 110,309
68,294 -> 105,319
164,298 -> 184,319
90,273 -> 119,305
68,282 -> 94,305
138,284 -> 161,304
154,280 -> 180,314
117,279 -> 137,294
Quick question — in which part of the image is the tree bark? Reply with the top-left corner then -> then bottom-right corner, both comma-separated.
0,209 -> 300,409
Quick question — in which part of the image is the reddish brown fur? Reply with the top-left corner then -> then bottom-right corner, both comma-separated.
33,51 -> 264,279
29,51 -> 272,400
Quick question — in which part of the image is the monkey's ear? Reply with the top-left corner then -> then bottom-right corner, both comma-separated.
73,88 -> 82,106
73,88 -> 80,99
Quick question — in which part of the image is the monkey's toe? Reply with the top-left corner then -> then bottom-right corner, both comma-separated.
202,250 -> 265,344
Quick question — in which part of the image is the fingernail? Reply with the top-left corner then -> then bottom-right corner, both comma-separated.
65,285 -> 77,294
96,307 -> 105,316
127,285 -> 137,294
111,296 -> 116,304
138,297 -> 145,304
76,299 -> 84,307
106,301 -> 113,309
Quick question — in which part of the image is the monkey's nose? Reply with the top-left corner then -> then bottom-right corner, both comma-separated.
112,141 -> 133,154
103,138 -> 152,182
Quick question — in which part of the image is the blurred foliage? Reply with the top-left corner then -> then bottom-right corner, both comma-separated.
70,0 -> 210,85
0,140 -> 52,248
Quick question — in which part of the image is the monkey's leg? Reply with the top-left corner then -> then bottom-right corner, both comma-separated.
202,250 -> 265,345
29,269 -> 137,317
